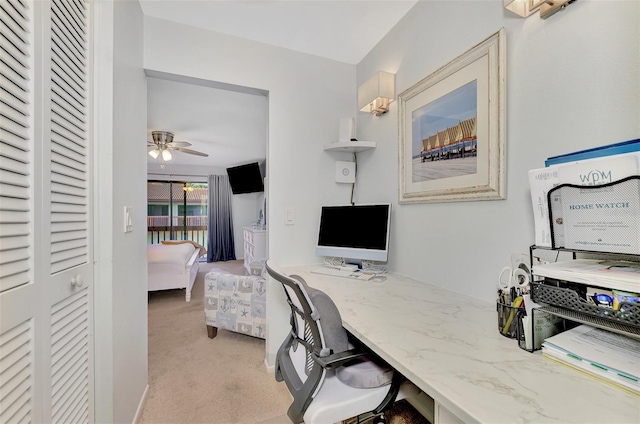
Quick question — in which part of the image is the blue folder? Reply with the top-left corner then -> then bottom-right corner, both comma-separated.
545,138 -> 640,167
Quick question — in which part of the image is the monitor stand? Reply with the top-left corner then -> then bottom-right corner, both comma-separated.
344,259 -> 363,270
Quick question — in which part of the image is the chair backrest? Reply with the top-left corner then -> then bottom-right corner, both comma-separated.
265,262 -> 349,423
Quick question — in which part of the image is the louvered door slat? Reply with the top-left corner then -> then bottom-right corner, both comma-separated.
51,192 -> 85,206
52,32 -> 85,85
50,289 -> 88,422
0,320 -> 33,424
0,11 -> 28,56
52,98 -> 84,132
52,356 -> 87,411
55,376 -> 87,424
0,273 -> 29,293
51,147 -> 85,174
52,70 -> 85,109
0,222 -> 28,238
0,246 -> 29,267
51,203 -> 85,215
50,230 -> 84,244
51,333 -> 84,379
52,158 -> 85,180
5,0 -> 27,19
0,210 -> 28,225
0,170 -> 29,189
0,116 -> 29,141
52,353 -> 86,406
0,140 -> 29,164
0,233 -> 28,251
52,118 -> 85,148
0,43 -> 29,80
51,141 -> 85,167
0,128 -> 28,150
50,12 -> 85,68
1,0 -> 28,28
55,0 -> 84,39
52,0 -> 85,43
0,372 -> 29,417
0,70 -> 29,103
0,97 -> 29,129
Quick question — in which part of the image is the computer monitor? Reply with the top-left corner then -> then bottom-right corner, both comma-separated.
316,204 -> 391,263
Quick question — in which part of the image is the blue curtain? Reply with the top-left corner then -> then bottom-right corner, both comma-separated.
207,175 -> 236,262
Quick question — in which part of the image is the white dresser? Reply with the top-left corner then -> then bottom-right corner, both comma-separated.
243,227 -> 266,274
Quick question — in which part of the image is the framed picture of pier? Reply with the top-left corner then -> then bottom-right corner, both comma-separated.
398,28 -> 506,204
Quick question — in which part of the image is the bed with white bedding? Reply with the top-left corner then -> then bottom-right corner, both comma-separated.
147,242 -> 204,301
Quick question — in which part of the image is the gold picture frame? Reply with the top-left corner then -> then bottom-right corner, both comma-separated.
398,28 -> 506,204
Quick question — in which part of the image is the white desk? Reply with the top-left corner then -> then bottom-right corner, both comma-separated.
285,266 -> 640,423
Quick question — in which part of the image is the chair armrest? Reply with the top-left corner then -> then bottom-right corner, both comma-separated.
312,349 -> 367,370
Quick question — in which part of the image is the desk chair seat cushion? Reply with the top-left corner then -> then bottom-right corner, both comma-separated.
337,356 -> 394,389
304,282 -> 393,389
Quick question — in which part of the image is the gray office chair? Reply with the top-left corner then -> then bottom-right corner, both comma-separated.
266,261 -> 418,424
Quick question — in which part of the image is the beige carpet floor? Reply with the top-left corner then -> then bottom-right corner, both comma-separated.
139,260 -> 429,424
139,260 -> 292,424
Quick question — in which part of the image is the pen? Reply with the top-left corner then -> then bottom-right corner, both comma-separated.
502,296 -> 523,335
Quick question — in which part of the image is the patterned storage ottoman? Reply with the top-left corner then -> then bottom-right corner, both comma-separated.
204,272 -> 267,339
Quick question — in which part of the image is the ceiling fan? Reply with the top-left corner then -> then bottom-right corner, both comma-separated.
147,130 -> 209,161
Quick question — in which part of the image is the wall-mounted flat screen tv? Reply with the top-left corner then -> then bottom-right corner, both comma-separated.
226,162 -> 264,194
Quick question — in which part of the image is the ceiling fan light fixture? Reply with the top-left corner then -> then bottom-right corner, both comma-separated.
148,149 -> 160,159
161,149 -> 173,161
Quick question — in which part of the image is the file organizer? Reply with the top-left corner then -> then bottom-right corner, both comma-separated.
524,245 -> 640,353
548,176 -> 640,255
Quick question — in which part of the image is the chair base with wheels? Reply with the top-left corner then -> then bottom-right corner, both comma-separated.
266,261 -> 419,424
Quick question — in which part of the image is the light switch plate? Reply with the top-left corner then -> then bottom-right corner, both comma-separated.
124,206 -> 133,232
284,208 -> 295,225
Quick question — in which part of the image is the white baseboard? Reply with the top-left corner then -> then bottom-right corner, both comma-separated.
132,384 -> 149,424
264,358 -> 275,373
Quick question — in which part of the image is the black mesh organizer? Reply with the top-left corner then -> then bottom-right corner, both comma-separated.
531,281 -> 640,334
547,175 -> 640,254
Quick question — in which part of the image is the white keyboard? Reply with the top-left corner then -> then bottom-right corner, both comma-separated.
310,266 -> 375,281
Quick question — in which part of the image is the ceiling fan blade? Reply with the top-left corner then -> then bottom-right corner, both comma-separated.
172,147 -> 209,157
147,143 -> 156,147
166,141 -> 191,147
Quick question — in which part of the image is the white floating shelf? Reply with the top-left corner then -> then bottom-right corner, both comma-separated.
323,141 -> 376,153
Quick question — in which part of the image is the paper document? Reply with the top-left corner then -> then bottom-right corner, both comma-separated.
533,152 -> 640,250
528,166 -> 560,247
560,178 -> 640,254
532,259 -> 640,292
542,325 -> 640,392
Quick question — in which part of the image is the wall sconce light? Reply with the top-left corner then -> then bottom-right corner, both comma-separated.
358,71 -> 395,116
504,0 -> 576,19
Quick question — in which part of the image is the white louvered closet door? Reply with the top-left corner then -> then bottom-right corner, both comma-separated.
0,0 -> 94,423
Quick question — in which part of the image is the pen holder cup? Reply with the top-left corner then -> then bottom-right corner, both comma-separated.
496,301 -> 524,339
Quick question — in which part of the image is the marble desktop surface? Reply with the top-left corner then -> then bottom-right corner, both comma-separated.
285,266 -> 640,423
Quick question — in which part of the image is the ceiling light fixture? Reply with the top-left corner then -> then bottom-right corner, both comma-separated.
148,149 -> 160,159
161,149 -> 172,161
358,71 -> 395,117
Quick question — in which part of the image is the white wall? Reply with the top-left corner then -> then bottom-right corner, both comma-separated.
94,0 -> 148,422
355,0 -> 640,302
143,17 -> 356,365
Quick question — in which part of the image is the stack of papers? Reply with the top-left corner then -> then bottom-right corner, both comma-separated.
532,259 -> 640,292
542,325 -> 640,394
